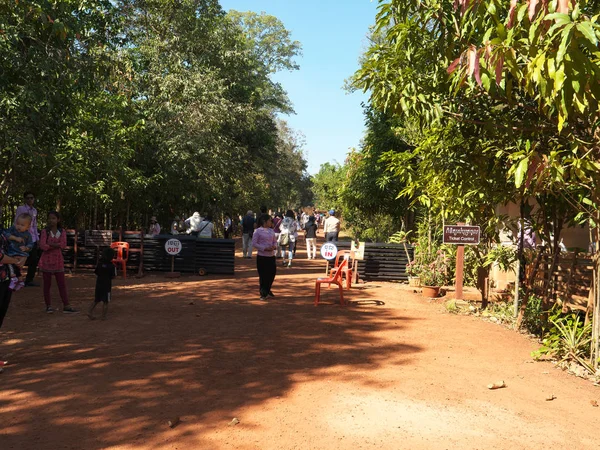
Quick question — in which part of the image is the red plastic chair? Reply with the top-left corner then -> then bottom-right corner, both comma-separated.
329,250 -> 353,289
315,258 -> 348,306
110,241 -> 130,278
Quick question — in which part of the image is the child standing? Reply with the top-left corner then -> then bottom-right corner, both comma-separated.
3,213 -> 34,291
39,211 -> 78,314
88,247 -> 116,320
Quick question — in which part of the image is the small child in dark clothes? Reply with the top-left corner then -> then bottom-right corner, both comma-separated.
88,247 -> 116,320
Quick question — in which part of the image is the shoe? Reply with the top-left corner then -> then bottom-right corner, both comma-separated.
287,262 -> 292,268
46,306 -> 55,314
282,260 -> 287,266
62,306 -> 79,314
25,281 -> 39,287
259,296 -> 268,301
246,256 -> 252,259
268,291 -> 275,298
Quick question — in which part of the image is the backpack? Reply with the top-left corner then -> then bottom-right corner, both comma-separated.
278,230 -> 290,246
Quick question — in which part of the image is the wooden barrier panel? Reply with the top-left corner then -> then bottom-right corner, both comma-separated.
61,231 -> 235,275
334,241 -> 413,282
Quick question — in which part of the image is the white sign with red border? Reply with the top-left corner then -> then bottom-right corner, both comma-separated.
320,243 -> 338,260
165,239 -> 182,256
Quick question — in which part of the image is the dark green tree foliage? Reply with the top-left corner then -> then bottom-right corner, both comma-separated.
341,107 -> 412,241
0,0 -> 310,228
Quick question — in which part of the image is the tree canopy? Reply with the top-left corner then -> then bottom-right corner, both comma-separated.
0,0 -> 310,228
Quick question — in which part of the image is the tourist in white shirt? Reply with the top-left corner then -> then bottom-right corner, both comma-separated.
324,209 -> 340,242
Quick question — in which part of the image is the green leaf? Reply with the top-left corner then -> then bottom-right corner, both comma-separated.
556,24 -> 574,65
576,21 -> 598,46
514,157 -> 530,188
544,13 -> 571,25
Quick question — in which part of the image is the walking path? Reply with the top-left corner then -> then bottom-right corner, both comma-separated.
0,248 -> 598,449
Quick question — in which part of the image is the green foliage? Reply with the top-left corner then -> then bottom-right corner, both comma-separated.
311,162 -> 346,214
0,0 -> 310,227
483,300 -> 517,327
484,245 -> 517,273
532,305 -> 593,372
523,294 -> 544,336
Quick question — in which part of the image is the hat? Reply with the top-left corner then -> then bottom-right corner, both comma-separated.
329,209 -> 335,215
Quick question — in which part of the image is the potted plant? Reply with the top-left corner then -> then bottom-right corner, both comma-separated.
418,250 -> 450,298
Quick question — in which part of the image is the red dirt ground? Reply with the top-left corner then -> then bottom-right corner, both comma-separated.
1,240 -> 599,449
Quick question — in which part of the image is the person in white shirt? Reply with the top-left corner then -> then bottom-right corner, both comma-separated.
324,209 -> 340,242
278,210 -> 299,268
149,216 -> 161,236
197,216 -> 215,238
185,212 -> 203,236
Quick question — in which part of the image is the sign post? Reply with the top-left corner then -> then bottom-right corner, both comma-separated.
165,238 -> 182,278
443,225 -> 480,300
351,240 -> 365,284
320,242 -> 338,275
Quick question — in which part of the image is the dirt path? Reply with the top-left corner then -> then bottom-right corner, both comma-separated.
1,246 -> 599,449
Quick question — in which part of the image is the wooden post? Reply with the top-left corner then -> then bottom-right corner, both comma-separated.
137,231 -> 144,277
455,244 -> 465,300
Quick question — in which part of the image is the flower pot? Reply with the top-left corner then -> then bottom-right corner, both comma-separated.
408,276 -> 421,287
422,285 -> 440,298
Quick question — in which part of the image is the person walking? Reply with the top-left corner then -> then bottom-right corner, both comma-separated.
223,213 -> 233,239
241,210 -> 256,258
304,216 -> 318,259
185,212 -> 203,236
197,215 -> 215,238
324,209 -> 341,242
38,211 -> 78,314
273,212 -> 283,257
252,214 -> 277,301
15,191 -> 40,286
278,210 -> 299,267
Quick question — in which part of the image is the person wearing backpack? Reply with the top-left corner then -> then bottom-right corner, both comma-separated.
278,210 -> 299,268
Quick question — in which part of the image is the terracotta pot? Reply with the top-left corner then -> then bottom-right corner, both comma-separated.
421,285 -> 440,298
408,277 -> 421,287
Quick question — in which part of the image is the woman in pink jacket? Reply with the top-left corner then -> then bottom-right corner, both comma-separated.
39,211 -> 78,314
252,214 -> 277,301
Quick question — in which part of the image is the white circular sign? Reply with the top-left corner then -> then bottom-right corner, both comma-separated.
320,243 -> 338,260
165,239 -> 182,256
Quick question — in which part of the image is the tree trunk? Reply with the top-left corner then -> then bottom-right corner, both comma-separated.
592,215 -> 600,372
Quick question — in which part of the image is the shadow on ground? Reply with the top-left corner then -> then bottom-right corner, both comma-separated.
0,253 -> 422,449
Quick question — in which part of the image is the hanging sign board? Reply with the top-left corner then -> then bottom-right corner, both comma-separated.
165,239 -> 183,256
443,225 -> 481,245
320,242 -> 338,260
351,241 -> 365,260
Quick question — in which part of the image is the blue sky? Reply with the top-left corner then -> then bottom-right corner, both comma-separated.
219,0 -> 379,174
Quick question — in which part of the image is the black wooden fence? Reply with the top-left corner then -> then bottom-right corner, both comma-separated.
61,231 -> 234,275
334,241 -> 413,282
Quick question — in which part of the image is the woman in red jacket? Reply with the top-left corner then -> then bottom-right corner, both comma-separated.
39,211 -> 78,314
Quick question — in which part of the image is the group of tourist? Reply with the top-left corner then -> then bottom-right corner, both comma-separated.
1,192 -> 118,365
1,196 -> 341,364
241,207 -> 341,301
